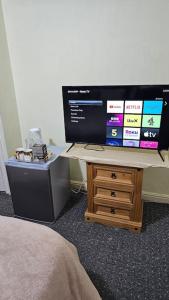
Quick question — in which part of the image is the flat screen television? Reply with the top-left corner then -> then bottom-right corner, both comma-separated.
62,85 -> 169,150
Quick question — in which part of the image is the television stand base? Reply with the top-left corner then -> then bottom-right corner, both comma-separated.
84,144 -> 104,151
158,149 -> 165,162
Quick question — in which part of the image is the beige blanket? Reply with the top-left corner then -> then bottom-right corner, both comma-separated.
0,216 -> 101,300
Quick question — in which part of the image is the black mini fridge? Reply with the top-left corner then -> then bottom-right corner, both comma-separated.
5,147 -> 70,222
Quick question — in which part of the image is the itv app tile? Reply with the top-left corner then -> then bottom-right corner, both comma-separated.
143,100 -> 163,114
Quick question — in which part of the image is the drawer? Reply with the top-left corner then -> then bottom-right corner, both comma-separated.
94,204 -> 131,220
93,164 -> 135,185
94,186 -> 133,204
94,197 -> 133,210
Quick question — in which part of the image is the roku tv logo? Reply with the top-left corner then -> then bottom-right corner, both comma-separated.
123,127 -> 140,140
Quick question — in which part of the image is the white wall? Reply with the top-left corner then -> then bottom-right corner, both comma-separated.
2,0 -> 169,199
0,0 -> 21,155
0,116 -> 10,193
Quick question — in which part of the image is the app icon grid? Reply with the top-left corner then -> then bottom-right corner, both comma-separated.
106,100 -> 163,149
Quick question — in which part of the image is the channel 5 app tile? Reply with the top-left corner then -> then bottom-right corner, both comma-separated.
140,128 -> 159,141
123,140 -> 139,147
142,115 -> 161,128
140,141 -> 158,149
106,127 -> 123,139
124,114 -> 142,127
143,100 -> 163,114
123,127 -> 140,140
125,101 -> 143,114
107,101 -> 124,113
106,114 -> 123,126
106,139 -> 123,146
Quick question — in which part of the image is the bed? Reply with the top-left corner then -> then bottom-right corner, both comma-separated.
0,216 -> 101,300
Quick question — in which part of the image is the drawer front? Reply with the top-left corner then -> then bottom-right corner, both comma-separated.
95,204 -> 131,220
93,164 -> 135,185
94,186 -> 133,204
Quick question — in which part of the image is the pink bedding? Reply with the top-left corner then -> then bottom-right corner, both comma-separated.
0,216 -> 101,300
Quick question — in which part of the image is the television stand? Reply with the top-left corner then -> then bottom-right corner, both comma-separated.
85,162 -> 143,232
66,143 -> 75,153
158,149 -> 165,162
61,144 -> 168,232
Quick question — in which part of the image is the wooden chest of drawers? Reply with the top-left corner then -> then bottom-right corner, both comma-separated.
85,162 -> 143,232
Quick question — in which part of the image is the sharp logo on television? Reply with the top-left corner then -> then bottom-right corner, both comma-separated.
125,101 -> 143,113
123,127 -> 140,140
141,128 -> 159,141
107,101 -> 124,113
124,114 -> 142,127
106,114 -> 123,126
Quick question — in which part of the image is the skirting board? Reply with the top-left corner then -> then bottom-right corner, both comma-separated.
71,180 -> 169,204
142,191 -> 169,204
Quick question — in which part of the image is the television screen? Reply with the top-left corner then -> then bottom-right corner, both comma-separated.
62,85 -> 169,150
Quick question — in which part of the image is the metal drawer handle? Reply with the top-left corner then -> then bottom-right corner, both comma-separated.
110,208 -> 115,214
111,191 -> 116,197
111,173 -> 117,179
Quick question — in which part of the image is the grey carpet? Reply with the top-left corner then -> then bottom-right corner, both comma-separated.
0,191 -> 169,300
